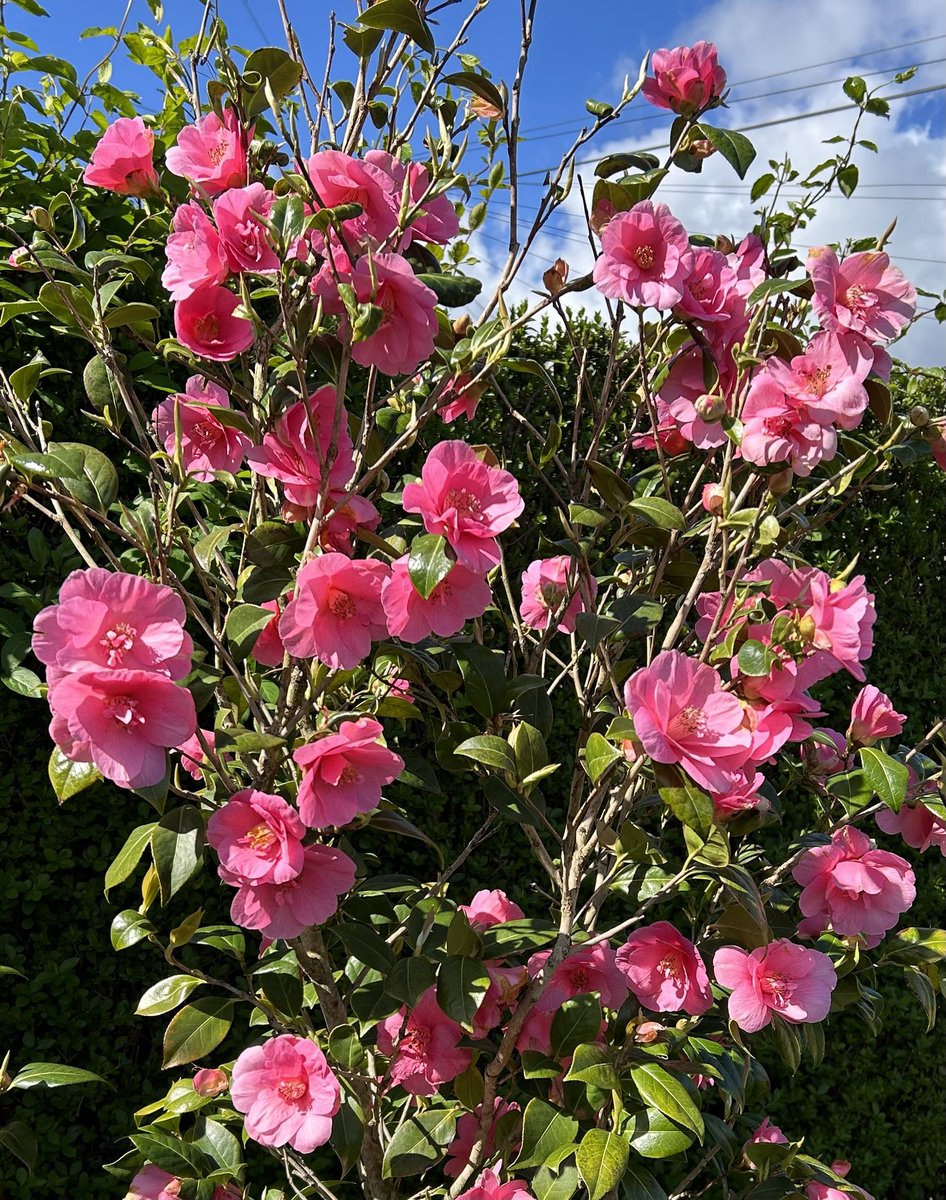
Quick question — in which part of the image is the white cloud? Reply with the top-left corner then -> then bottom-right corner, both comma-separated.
484,0 -> 946,365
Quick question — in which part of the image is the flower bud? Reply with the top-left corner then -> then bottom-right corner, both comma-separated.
767,467 -> 794,496
590,198 -> 617,237
452,314 -> 472,337
543,258 -> 569,296
701,482 -> 725,515
633,1020 -> 666,1045
688,138 -> 717,160
193,1067 -> 229,1097
28,206 -> 52,231
910,404 -> 930,427
694,393 -> 727,422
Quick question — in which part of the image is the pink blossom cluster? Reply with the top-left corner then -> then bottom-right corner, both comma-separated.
33,569 -> 197,789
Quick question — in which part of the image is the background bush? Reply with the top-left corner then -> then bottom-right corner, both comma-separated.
1,315 -> 944,1199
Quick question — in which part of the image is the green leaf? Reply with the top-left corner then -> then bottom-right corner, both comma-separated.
136,974 -> 202,1017
104,822 -> 155,896
627,1109 -> 694,1159
626,496 -> 686,531
332,1087 -> 365,1176
514,1098 -> 579,1169
162,998 -> 235,1069
630,1062 -> 703,1138
582,732 -> 622,783
102,302 -> 160,329
151,807 -> 204,904
480,918 -> 558,958
408,534 -> 454,599
386,956 -> 437,1007
622,1163 -> 668,1200
336,922 -> 396,972
242,46 -> 303,116
564,1042 -> 621,1091
595,151 -> 660,178
358,0 -> 435,54
442,71 -> 504,115
110,910 -> 155,951
382,1107 -> 457,1177
750,172 -> 776,202
417,273 -> 482,307
10,358 -> 43,403
129,1130 -> 212,1178
0,1121 -> 36,1172
533,1163 -> 581,1200
48,747 -> 101,801
656,765 -> 713,839
825,767 -> 874,815
859,747 -> 908,812
456,643 -> 508,719
882,927 -> 946,965
455,735 -> 517,774
509,721 -> 549,781
12,441 -> 119,514
436,955 -> 489,1028
225,602 -> 274,660
843,75 -> 866,104
550,994 -> 603,1059
576,1129 -> 629,1200
837,163 -> 859,198
745,277 -> 807,307
737,639 -> 776,677
10,1062 -> 108,1090
696,124 -> 757,178
328,1024 -> 368,1071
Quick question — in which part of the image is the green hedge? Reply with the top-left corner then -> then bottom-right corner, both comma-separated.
1,315 -> 944,1197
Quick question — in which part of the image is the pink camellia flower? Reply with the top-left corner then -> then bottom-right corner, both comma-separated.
741,371 -> 837,478
252,599 -> 285,667
713,939 -> 837,1032
803,729 -> 848,781
765,331 -> 871,431
616,921 -> 713,1015
293,716 -> 404,829
792,825 -> 915,944
381,556 -> 492,643
377,987 -> 472,1096
162,201 -> 229,300
519,555 -> 596,634
207,789 -> 306,885
642,41 -> 727,115
125,1165 -> 182,1200
48,668 -> 196,790
166,108 -> 250,196
445,1099 -> 521,1178
319,491 -> 382,556
624,650 -> 752,793
746,1118 -> 789,1147
33,567 -> 193,679
247,390 -> 356,521
456,1169 -> 534,1200
876,795 -> 946,857
175,285 -> 254,361
213,183 -> 279,275
342,252 -> 439,377
279,554 -> 390,670
223,843 -> 357,939
848,685 -> 906,746
304,149 -> 401,248
530,943 -> 629,1012
676,248 -> 743,328
84,117 -> 160,197
710,771 -> 768,823
593,201 -> 692,309
438,373 -> 486,423
363,150 -> 461,245
808,245 -> 916,344
192,1067 -> 229,1097
473,964 -> 529,1037
154,376 -> 251,480
792,570 -> 876,683
659,342 -> 738,450
728,233 -> 767,297
702,482 -> 725,514
177,729 -> 215,780
807,1162 -> 875,1200
402,441 -> 524,572
459,889 -> 525,930
231,1034 -> 341,1153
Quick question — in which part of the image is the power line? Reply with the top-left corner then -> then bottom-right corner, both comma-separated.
518,83 -> 946,180
522,57 -> 946,144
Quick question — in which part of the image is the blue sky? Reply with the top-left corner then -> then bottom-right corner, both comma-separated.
12,0 -> 946,362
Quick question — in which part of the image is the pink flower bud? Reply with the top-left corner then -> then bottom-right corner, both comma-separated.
768,467 -> 794,496
694,393 -> 727,421
633,1020 -> 666,1044
701,482 -> 725,515
193,1067 -> 229,1097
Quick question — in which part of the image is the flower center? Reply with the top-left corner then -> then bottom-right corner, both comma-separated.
194,314 -> 220,342
328,590 -> 357,620
402,1026 -> 431,1057
192,417 -> 223,447
104,695 -> 145,730
444,487 -> 481,516
761,969 -> 795,1008
657,953 -> 685,983
243,822 -> 277,852
276,1077 -> 307,1101
633,244 -> 656,270
339,763 -> 361,784
669,705 -> 707,739
762,413 -> 795,438
843,283 -> 869,312
569,966 -> 590,992
207,140 -> 230,167
537,582 -> 566,611
799,365 -> 832,397
100,622 -> 137,666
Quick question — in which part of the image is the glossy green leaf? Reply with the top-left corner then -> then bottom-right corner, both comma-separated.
48,747 -> 101,802
10,1062 -> 108,1089
436,955 -> 489,1028
135,974 -> 202,1017
455,735 -> 517,774
697,123 -> 757,178
408,534 -> 454,599
151,807 -> 204,904
381,1107 -> 457,1177
162,998 -> 235,1069
576,1129 -> 629,1200
110,910 -> 155,951
514,1098 -> 579,1169
103,822 -> 155,896
859,747 -> 908,812
358,0 -> 434,54
630,1062 -> 703,1138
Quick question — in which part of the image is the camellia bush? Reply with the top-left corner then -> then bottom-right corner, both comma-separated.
2,3 -> 946,1198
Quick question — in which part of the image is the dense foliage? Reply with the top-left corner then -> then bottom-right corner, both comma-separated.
1,4 -> 945,1200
